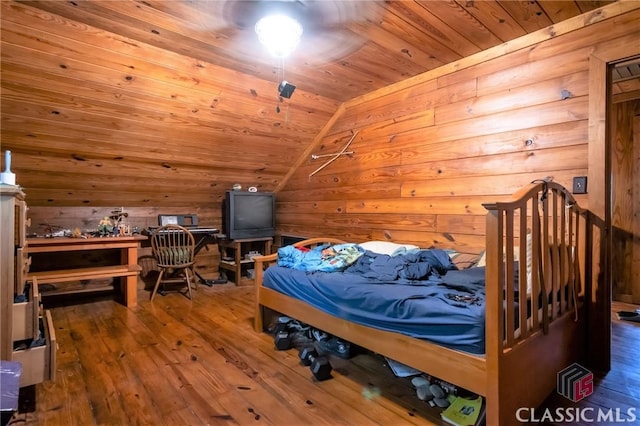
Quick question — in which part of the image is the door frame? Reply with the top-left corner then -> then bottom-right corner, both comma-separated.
588,43 -> 640,371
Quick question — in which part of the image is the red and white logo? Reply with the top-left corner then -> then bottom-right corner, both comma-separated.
557,363 -> 594,402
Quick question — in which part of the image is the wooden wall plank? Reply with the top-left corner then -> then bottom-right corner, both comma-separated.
401,170 -> 587,198
385,2 -> 482,58
496,0 -> 553,33
416,1 -> 503,50
457,0 -> 529,40
277,212 -> 438,233
344,195 -> 509,216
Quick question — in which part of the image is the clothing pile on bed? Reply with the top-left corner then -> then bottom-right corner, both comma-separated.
276,242 -> 458,283
277,243 -> 365,272
265,242 -> 489,354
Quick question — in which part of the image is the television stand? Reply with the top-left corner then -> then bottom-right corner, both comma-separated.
218,237 -> 272,286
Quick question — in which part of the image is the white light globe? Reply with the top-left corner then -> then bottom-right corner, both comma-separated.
255,15 -> 303,58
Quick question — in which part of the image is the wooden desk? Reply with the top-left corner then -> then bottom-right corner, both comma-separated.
26,235 -> 147,308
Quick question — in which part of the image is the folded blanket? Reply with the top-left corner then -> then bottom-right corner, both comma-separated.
277,243 -> 365,272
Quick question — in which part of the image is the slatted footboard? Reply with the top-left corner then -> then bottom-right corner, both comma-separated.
482,180 -> 600,424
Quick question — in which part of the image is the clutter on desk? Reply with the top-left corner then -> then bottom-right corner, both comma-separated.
34,207 -> 138,238
109,207 -> 132,236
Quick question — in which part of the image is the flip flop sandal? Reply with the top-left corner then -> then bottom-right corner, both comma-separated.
617,311 -> 640,322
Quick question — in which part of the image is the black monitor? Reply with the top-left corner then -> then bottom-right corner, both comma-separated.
222,191 -> 275,240
157,214 -> 198,227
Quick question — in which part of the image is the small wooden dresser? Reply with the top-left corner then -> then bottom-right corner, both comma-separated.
1,185 -> 56,387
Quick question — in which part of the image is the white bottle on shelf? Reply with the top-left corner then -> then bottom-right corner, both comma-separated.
1,150 -> 16,185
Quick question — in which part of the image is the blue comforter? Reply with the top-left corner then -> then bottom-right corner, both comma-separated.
264,249 -> 488,355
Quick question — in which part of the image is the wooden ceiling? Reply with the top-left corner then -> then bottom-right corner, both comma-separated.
0,0 -> 617,207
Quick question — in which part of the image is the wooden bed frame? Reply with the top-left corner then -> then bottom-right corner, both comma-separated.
254,181 -> 602,425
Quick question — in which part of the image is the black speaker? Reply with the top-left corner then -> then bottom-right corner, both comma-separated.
278,81 -> 296,98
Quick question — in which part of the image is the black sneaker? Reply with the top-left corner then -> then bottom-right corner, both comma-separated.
311,328 -> 329,341
316,337 -> 351,359
287,320 -> 310,334
269,316 -> 292,335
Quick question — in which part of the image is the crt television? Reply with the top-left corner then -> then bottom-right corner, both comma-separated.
222,191 -> 276,240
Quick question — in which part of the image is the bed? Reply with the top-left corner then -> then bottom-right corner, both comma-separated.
253,181 -> 602,425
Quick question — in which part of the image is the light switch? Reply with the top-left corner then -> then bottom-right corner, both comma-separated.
572,176 -> 587,194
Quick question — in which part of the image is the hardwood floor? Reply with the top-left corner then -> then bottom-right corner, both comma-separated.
538,301 -> 640,426
7,284 -> 640,425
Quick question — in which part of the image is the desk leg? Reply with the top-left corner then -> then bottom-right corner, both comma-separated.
193,234 -> 227,286
124,246 -> 138,308
124,275 -> 138,307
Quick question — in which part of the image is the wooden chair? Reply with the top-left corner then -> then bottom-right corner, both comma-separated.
150,224 -> 197,301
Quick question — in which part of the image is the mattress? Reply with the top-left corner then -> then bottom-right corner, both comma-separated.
263,265 -> 487,354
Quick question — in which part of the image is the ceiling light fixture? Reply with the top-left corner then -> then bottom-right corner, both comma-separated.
255,14 -> 303,58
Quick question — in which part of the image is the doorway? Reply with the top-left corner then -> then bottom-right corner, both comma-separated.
610,56 -> 640,304
587,49 -> 640,372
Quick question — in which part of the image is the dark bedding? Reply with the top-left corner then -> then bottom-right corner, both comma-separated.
263,249 -> 488,355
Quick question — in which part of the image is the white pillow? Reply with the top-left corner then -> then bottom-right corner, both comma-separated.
358,241 -> 419,256
475,250 -> 486,267
450,252 -> 482,269
477,232 -> 533,294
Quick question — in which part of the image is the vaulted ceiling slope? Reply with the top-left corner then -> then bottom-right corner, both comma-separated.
0,0 -> 615,207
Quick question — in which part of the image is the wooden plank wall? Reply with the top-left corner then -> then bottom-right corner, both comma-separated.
276,5 -> 640,256
18,3 -> 640,275
0,1 -> 336,207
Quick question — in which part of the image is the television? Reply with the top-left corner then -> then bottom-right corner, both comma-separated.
222,191 -> 276,240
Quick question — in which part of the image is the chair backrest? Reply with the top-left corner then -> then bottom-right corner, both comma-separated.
150,224 -> 196,268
